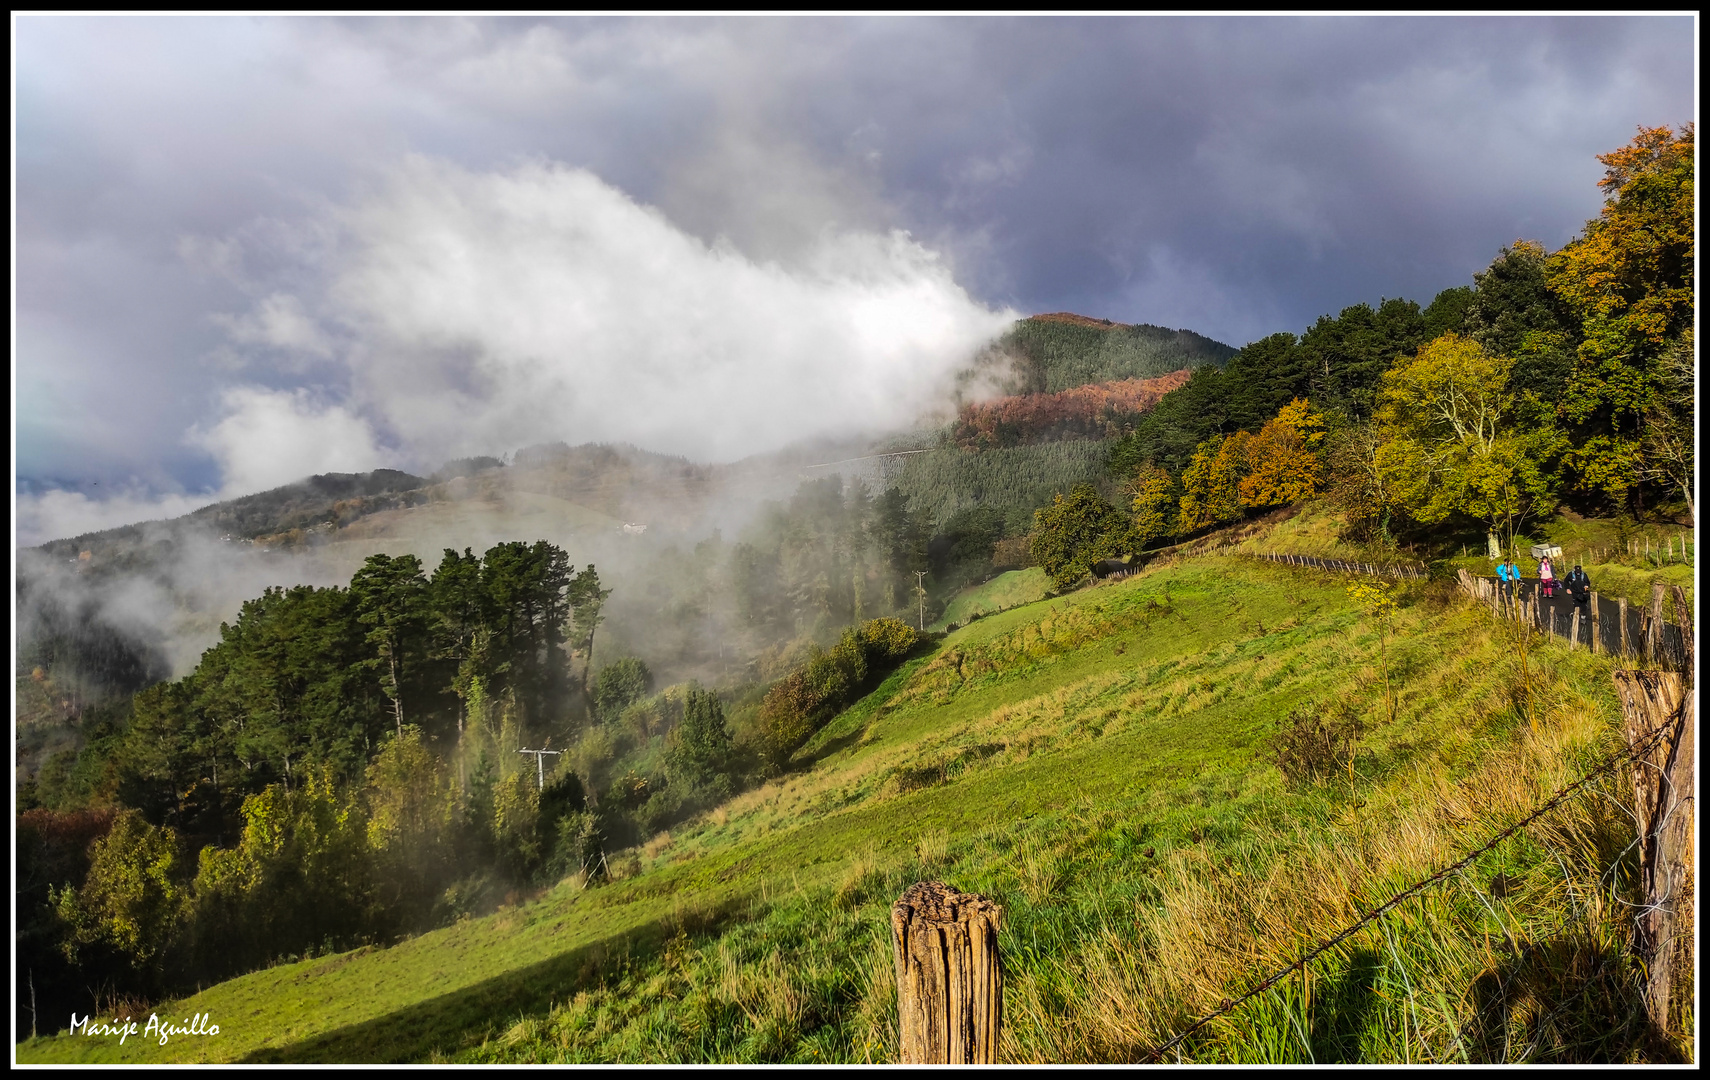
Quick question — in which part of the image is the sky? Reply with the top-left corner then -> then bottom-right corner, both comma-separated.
12,14 -> 1698,546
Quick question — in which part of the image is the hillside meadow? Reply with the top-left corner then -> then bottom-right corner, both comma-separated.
18,552 -> 1673,1064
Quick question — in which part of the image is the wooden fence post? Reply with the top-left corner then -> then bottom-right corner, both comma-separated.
1620,596 -> 1631,658
1647,583 -> 1666,663
892,881 -> 1004,1064
1613,667 -> 1695,1038
1570,606 -> 1580,649
1672,586 -> 1693,674
1590,592 -> 1601,655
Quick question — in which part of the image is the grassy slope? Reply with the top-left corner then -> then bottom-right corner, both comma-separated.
18,555 -> 1668,1064
931,567 -> 1053,631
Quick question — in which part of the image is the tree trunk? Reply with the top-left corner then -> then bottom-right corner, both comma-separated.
892,881 -> 1004,1064
389,648 -> 405,737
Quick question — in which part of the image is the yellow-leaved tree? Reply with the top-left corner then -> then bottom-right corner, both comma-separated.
1177,433 -> 1249,532
1127,462 -> 1175,548
1239,397 -> 1326,507
1373,332 -> 1561,552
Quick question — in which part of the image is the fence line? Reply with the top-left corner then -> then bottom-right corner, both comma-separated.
1142,707 -> 1680,1063
1456,570 -> 1690,672
1246,550 -> 1429,580
1236,550 -> 1689,672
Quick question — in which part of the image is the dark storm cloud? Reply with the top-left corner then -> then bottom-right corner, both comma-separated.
13,14 -> 1695,543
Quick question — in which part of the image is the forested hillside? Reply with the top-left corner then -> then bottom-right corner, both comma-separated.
949,369 -> 1192,450
1001,313 -> 1236,393
1078,124 -> 1694,584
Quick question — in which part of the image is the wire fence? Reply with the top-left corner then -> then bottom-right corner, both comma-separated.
1239,549 -> 1690,672
1141,707 -> 1676,1063
1126,548 -> 1695,1060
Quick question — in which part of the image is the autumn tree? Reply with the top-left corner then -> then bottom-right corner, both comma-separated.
1239,397 -> 1326,507
1127,462 -> 1176,548
1547,123 -> 1694,508
1373,332 -> 1561,550
1177,433 -> 1249,533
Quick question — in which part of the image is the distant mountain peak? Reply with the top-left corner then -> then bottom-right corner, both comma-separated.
1029,312 -> 1124,329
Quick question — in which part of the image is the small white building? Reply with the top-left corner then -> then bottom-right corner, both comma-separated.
622,522 -> 648,535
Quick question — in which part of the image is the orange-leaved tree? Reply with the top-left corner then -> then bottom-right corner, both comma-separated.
1547,123 -> 1694,507
1239,397 -> 1327,507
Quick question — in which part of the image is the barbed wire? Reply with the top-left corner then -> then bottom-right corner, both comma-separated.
1140,716 -> 1677,1064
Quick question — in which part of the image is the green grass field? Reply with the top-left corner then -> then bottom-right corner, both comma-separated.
18,553 -> 1678,1064
931,567 -> 1053,631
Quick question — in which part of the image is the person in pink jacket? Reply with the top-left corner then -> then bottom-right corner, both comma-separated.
1538,555 -> 1556,597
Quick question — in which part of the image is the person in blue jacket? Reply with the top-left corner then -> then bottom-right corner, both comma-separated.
1496,557 -> 1520,601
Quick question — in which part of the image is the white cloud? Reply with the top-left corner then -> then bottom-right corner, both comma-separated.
239,155 -> 1018,465
17,385 -> 393,547
188,386 -> 392,496
15,486 -> 211,548
211,292 -> 333,359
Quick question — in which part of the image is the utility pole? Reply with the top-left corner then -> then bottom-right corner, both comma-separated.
915,571 -> 928,631
518,747 -> 561,790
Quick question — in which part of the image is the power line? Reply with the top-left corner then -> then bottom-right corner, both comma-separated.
915,570 -> 928,631
799,449 -> 931,471
517,747 -> 561,790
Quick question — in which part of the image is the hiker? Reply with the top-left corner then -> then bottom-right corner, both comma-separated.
1496,556 -> 1519,601
1564,564 -> 1591,613
1538,555 -> 1556,598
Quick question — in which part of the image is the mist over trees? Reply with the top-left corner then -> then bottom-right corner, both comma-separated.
13,123 -> 1692,1040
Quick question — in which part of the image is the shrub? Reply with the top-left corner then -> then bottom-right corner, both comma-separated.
1272,703 -> 1365,787
857,617 -> 918,660
755,617 -> 922,772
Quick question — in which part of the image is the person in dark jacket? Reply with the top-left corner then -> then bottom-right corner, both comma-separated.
1564,564 -> 1591,613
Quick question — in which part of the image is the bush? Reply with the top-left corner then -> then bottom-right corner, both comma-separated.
1272,703 -> 1365,787
857,616 -> 918,660
756,618 -> 921,771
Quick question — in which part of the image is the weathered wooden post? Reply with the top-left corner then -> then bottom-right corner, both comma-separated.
892,881 -> 1004,1064
1580,591 -> 1593,659
1647,583 -> 1666,663
1570,606 -> 1580,649
1613,663 -> 1694,1039
1619,596 -> 1631,658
